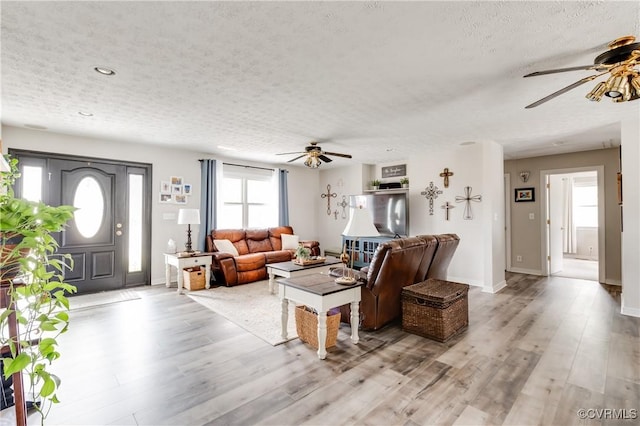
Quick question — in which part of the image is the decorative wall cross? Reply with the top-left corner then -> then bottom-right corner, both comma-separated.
441,201 -> 455,221
421,181 -> 443,215
455,186 -> 482,220
439,167 -> 454,188
337,195 -> 348,219
320,184 -> 337,215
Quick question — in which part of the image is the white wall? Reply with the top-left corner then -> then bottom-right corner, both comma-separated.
621,116 -> 640,317
316,164 -> 365,253
1,125 -> 319,285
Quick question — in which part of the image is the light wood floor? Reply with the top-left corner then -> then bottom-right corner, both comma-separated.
21,272 -> 639,426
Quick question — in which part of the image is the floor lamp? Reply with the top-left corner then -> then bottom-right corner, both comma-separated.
335,206 -> 380,285
177,208 -> 200,253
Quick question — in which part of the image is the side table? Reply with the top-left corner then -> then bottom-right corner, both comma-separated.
164,252 -> 212,294
279,273 -> 363,360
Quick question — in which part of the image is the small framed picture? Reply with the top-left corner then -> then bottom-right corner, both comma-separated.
172,185 -> 183,195
174,194 -> 187,204
160,181 -> 171,194
159,193 -> 173,203
183,184 -> 192,195
515,187 -> 535,202
171,176 -> 183,185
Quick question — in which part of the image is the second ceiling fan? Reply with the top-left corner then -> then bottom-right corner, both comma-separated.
277,141 -> 352,168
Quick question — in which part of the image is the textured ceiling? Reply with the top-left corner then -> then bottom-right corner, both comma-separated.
2,1 -> 639,167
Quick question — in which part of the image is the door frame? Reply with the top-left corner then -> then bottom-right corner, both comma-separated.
540,165 -> 605,282
8,148 -> 153,289
504,173 -> 512,272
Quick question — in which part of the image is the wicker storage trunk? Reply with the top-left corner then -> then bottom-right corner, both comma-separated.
183,266 -> 206,291
402,279 -> 469,342
295,305 -> 340,349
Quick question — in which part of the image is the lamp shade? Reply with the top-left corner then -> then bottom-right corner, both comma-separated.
342,207 -> 379,237
177,208 -> 200,225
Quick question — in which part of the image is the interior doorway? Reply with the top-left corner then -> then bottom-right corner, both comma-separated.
542,167 -> 604,282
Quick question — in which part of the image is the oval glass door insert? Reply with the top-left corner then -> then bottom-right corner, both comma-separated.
73,176 -> 104,238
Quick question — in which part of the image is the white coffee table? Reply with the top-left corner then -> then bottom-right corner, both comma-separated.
267,256 -> 342,294
278,273 -> 363,360
164,252 -> 212,294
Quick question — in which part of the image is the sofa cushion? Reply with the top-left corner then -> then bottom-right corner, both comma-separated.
234,253 -> 266,272
281,234 -> 299,250
213,229 -> 249,255
213,239 -> 239,256
268,226 -> 294,250
264,250 -> 292,264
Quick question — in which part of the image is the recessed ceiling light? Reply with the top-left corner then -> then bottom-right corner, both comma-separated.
552,141 -> 565,146
217,145 -> 238,151
460,141 -> 476,146
94,66 -> 116,76
78,111 -> 93,117
386,148 -> 394,152
24,124 -> 48,130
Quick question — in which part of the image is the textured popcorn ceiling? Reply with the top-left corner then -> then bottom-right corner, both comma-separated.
2,1 -> 639,166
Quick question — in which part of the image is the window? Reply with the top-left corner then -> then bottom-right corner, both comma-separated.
218,165 -> 277,228
573,184 -> 597,227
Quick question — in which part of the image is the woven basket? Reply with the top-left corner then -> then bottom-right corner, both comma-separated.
402,279 -> 469,342
183,266 -> 205,291
295,305 -> 340,349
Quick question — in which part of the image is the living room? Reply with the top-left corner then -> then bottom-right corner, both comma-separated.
2,1 -> 640,425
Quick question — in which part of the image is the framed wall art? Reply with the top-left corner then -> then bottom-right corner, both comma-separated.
183,184 -> 192,195
160,181 -> 171,194
515,187 -> 535,202
159,193 -> 173,203
381,164 -> 407,178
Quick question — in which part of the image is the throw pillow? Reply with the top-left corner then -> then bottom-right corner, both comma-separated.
213,239 -> 239,256
281,234 -> 299,250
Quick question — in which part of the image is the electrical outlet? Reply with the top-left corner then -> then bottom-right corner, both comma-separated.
516,255 -> 522,262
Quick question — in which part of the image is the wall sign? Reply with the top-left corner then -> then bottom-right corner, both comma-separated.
381,164 -> 407,178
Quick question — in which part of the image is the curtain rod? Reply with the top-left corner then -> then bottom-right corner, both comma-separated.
199,160 -> 287,172
223,162 -> 274,172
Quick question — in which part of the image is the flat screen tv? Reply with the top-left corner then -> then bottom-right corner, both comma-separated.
350,192 -> 409,237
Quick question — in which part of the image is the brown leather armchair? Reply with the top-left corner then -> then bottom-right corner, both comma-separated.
333,236 -> 439,330
419,234 -> 460,280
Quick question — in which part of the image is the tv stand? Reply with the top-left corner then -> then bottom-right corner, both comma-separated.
342,236 -> 394,269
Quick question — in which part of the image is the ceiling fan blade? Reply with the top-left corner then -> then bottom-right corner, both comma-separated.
276,151 -> 304,155
524,72 -> 607,109
318,155 -> 333,163
287,154 -> 306,163
323,151 -> 352,159
523,65 -> 606,78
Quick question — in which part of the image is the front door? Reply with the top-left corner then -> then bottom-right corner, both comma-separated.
10,150 -> 151,294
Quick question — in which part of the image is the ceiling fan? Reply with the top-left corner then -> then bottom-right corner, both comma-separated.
276,141 -> 352,168
524,35 -> 640,108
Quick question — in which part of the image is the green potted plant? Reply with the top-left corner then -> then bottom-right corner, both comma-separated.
295,244 -> 311,260
400,177 -> 409,188
371,179 -> 381,190
1,154 -> 76,420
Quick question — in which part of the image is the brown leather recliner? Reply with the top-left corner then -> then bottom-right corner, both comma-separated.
419,233 -> 460,280
205,226 -> 320,286
334,235 -> 439,330
332,234 -> 459,331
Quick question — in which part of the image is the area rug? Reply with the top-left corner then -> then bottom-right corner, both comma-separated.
70,289 -> 140,310
187,280 -> 298,346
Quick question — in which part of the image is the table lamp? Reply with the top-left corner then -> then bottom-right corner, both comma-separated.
335,206 -> 379,285
177,208 -> 200,253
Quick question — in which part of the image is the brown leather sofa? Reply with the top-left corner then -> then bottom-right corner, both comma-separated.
205,226 -> 320,286
332,234 -> 459,331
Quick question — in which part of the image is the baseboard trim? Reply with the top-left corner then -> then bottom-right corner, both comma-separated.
508,267 -> 543,276
447,275 -> 484,288
151,278 -> 169,286
621,296 -> 640,318
483,279 -> 507,294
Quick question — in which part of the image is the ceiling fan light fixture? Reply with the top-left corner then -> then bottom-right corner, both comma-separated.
586,81 -> 607,102
604,74 -> 627,99
629,74 -> 640,95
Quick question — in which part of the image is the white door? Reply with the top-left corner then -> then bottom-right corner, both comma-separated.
548,175 -> 564,274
